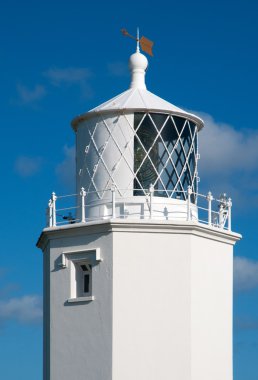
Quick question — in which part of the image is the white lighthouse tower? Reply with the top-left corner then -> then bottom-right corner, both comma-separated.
37,36 -> 241,380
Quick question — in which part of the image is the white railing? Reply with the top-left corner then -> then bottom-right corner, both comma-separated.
46,186 -> 232,231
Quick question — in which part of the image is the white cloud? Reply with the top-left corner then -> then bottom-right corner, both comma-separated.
107,61 -> 128,77
234,256 -> 258,291
197,112 -> 258,176
189,111 -> 258,210
16,83 -> 46,104
14,155 -> 42,177
44,67 -> 92,86
56,145 -> 75,189
44,66 -> 93,99
0,295 -> 42,325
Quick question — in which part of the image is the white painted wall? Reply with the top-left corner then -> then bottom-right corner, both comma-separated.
112,229 -> 191,380
43,227 -> 113,380
191,237 -> 233,380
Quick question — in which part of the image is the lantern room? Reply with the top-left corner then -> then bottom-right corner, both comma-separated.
71,47 -> 204,221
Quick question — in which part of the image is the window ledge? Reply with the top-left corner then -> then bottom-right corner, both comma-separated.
67,296 -> 95,303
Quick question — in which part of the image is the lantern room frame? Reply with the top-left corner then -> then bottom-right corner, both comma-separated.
78,111 -> 199,202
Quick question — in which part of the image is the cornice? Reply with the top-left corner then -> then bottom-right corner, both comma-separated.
37,219 -> 241,251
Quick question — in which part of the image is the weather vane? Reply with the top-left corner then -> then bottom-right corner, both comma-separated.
121,28 -> 154,57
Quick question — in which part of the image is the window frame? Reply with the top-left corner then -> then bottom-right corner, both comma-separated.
59,248 -> 102,303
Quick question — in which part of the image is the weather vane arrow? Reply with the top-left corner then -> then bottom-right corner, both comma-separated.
121,28 -> 154,57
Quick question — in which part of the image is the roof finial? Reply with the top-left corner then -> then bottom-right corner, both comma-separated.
129,51 -> 148,90
136,27 -> 140,53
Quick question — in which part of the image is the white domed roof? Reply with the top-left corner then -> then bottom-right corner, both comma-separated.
72,50 -> 204,130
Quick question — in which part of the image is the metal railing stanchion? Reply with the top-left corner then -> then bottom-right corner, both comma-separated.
48,199 -> 52,227
149,184 -> 154,219
187,186 -> 192,221
227,198 -> 232,231
80,187 -> 86,223
206,191 -> 213,226
111,184 -> 116,218
51,192 -> 57,227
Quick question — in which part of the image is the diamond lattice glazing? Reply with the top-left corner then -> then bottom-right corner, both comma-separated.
80,112 -> 198,202
133,113 -> 198,200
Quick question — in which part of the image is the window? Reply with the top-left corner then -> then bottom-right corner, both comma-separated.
133,112 -> 198,201
76,262 -> 92,297
60,248 -> 101,303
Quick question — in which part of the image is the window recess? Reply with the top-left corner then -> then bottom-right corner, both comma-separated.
59,249 -> 102,303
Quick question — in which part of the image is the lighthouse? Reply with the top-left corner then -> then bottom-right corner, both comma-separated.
37,34 -> 241,380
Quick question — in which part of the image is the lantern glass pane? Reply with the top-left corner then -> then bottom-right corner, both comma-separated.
134,113 -> 198,201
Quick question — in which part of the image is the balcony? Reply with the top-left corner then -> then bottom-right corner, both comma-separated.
45,185 -> 232,232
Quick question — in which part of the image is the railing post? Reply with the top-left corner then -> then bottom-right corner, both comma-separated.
219,204 -> 224,228
111,184 -> 116,218
219,193 -> 227,229
149,183 -> 154,219
206,191 -> 213,226
187,186 -> 192,221
80,187 -> 86,223
227,198 -> 232,231
51,192 -> 57,227
47,199 -> 53,227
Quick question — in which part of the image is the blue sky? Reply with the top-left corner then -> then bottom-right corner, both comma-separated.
0,0 -> 258,378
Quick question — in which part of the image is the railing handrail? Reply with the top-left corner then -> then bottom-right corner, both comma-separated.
46,186 -> 232,232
